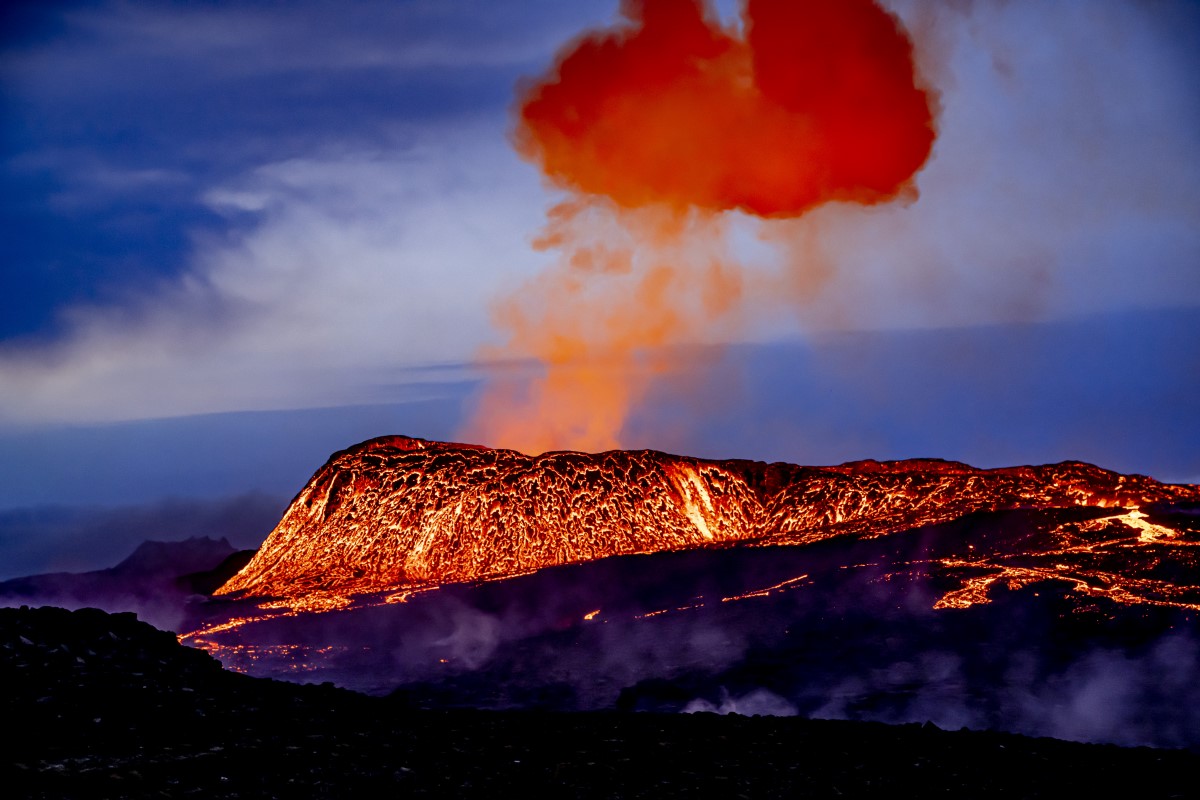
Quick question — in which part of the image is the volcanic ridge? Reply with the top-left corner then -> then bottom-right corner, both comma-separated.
217,435 -> 1197,604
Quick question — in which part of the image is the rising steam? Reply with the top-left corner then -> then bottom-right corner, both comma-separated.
465,0 -> 937,454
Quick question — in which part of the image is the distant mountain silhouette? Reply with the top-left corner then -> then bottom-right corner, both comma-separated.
0,537 -> 253,630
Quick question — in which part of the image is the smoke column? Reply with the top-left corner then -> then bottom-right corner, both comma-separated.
465,0 -> 937,454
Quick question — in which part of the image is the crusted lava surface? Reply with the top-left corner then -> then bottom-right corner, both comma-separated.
216,435 -> 1196,602
7,605 -> 1200,799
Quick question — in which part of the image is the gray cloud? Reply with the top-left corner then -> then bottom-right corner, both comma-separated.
684,688 -> 799,717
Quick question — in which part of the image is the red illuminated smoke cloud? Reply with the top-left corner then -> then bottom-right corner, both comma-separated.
467,0 -> 937,454
517,0 -> 935,215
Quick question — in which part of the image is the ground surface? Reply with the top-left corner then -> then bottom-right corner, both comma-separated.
4,605 -> 1197,799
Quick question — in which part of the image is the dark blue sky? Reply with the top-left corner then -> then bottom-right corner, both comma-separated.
1,0 -> 617,340
1,0 -> 1198,573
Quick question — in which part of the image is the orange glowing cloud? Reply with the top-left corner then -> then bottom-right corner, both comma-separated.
518,0 -> 934,215
465,0 -> 937,455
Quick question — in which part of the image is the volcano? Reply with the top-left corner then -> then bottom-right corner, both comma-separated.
216,435 -> 1196,604
165,436 -> 1200,746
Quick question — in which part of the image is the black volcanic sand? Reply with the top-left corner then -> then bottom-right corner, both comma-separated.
3,607 -> 1197,799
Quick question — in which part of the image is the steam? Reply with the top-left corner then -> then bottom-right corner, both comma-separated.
465,0 -> 937,453
1000,635 -> 1200,747
429,604 -> 502,670
803,636 -> 1200,748
810,651 -> 986,733
685,688 -> 798,717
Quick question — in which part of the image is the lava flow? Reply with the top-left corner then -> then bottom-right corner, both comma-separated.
180,435 -> 1200,717
932,507 -> 1200,612
214,435 -> 1197,608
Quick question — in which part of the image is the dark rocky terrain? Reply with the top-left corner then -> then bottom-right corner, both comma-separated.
5,605 -> 1198,799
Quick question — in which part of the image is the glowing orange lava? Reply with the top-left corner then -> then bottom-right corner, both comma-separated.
929,506 -> 1200,613
185,437 -> 1199,667
215,437 -> 1196,606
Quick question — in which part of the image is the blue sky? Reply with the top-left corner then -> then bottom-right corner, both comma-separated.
1,0 -> 1198,574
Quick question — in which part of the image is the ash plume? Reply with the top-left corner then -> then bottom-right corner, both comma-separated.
464,0 -> 938,454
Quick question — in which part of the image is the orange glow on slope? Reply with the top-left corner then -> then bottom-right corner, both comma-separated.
215,437 -> 1197,605
466,0 -> 937,454
186,442 -> 1199,669
932,508 -> 1200,612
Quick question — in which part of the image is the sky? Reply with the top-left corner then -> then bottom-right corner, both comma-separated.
1,0 -> 1198,576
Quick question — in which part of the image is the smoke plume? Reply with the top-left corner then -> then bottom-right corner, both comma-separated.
466,0 -> 937,453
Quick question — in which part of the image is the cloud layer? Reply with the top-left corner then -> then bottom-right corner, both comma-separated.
1,128 -> 548,423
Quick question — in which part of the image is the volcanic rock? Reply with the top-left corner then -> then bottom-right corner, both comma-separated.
217,435 -> 1196,600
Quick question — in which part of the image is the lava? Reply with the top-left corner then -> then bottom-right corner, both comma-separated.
185,640 -> 356,675
179,438 -> 1200,699
720,574 -> 811,603
930,507 -> 1200,612
215,436 -> 1197,607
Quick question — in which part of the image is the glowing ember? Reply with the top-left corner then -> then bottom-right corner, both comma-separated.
721,574 -> 810,602
185,640 -> 357,675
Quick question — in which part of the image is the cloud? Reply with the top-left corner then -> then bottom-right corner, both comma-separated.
0,126 -> 550,424
5,1 -> 618,85
684,688 -> 798,717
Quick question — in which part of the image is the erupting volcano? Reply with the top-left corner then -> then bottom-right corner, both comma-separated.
216,436 -> 1198,608
9,0 -> 1200,789
193,435 -> 1200,744
75,0 -> 1200,753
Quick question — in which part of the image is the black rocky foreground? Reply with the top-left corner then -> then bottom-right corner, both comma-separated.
4,607 -> 1197,798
